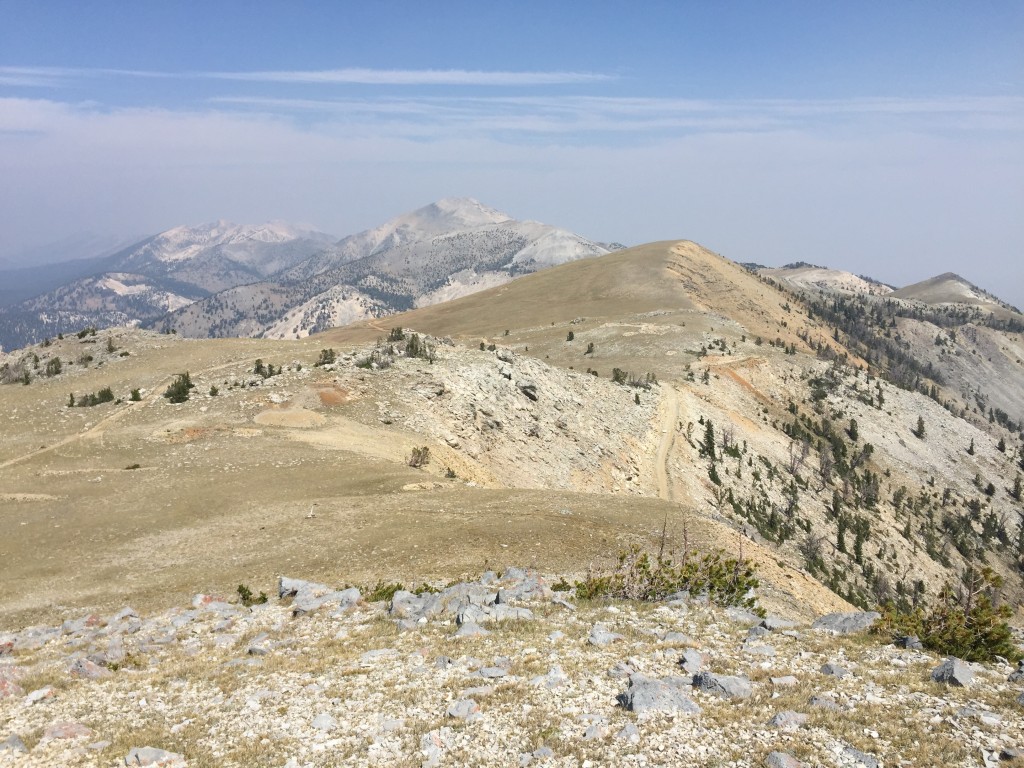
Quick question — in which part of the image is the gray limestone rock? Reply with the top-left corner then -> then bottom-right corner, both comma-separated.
766,752 -> 804,768
679,651 -> 704,675
761,616 -> 797,631
820,662 -> 850,678
311,713 -> 338,732
809,694 -> 841,711
454,622 -> 490,639
725,607 -> 762,626
616,723 -> 641,743
447,698 -> 479,719
68,657 -> 112,679
661,631 -> 692,645
768,711 -> 808,730
619,673 -> 701,715
811,611 -> 880,635
931,657 -> 974,687
692,671 -> 753,700
843,746 -> 880,768
0,734 -> 27,754
588,623 -> 624,646
895,634 -> 924,650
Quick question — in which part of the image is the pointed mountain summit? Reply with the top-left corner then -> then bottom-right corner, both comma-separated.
165,199 -> 618,339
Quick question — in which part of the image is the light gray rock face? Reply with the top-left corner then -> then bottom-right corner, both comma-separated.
769,711 -> 808,730
279,577 -> 360,616
811,611 -> 880,635
844,746 -> 880,767
68,658 -> 111,680
679,649 -> 704,675
692,671 -> 753,700
124,746 -> 186,766
931,658 -> 974,687
766,752 -> 804,768
761,616 -> 797,631
809,694 -> 841,711
725,607 -> 762,626
588,623 -> 624,646
447,698 -> 479,719
1007,661 -> 1024,683
619,673 -> 701,715
311,713 -> 338,732
0,734 -> 27,754
820,662 -> 850,678
454,622 -> 490,639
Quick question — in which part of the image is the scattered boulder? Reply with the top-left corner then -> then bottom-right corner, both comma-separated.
811,611 -> 880,635
725,607 -> 762,626
25,686 -> 55,705
1008,661 -> 1024,683
619,673 -> 701,715
69,657 -> 112,679
42,721 -> 93,741
761,616 -> 797,631
516,380 -> 538,401
447,698 -> 479,719
931,658 -> 974,687
809,694 -> 841,711
843,746 -> 880,767
768,711 -> 808,730
692,671 -> 752,700
279,577 -> 361,616
311,713 -> 338,732
588,623 -> 624,646
766,751 -> 804,768
895,634 -> 924,651
0,734 -> 27,754
820,662 -> 850,678
616,723 -> 641,743
679,649 -> 704,674
454,622 -> 490,639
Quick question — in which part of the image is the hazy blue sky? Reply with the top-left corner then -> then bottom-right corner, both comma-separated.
1,2 -> 1021,306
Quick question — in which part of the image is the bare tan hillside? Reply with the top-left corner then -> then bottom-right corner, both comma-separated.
2,238 -> 1022,644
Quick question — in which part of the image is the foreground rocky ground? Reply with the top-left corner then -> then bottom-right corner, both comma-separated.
1,569 -> 1022,767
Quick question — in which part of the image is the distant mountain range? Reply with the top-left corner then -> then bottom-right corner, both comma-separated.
0,199 -> 621,351
1,202 -> 1019,355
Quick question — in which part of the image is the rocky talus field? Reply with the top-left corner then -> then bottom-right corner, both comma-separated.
1,568 -> 1023,768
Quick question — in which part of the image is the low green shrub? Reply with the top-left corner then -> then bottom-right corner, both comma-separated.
237,584 -> 268,606
873,566 -> 1019,662
574,546 -> 762,613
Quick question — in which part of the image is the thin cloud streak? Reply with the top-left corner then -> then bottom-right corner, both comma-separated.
208,94 -> 1024,137
207,68 -> 612,85
0,65 -> 611,87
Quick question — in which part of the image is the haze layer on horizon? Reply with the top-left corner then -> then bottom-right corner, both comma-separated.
1,2 -> 1021,308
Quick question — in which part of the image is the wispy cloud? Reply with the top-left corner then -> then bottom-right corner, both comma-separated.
206,68 -> 611,85
0,65 -> 610,87
207,94 -> 1024,137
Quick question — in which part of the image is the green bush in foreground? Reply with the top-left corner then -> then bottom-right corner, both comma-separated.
237,584 -> 268,606
574,546 -> 762,614
873,565 -> 1019,662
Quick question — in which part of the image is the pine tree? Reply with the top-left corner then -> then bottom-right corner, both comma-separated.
913,415 -> 925,439
704,420 -> 716,461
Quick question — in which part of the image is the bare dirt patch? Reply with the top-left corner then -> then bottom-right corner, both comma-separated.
253,407 -> 328,429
